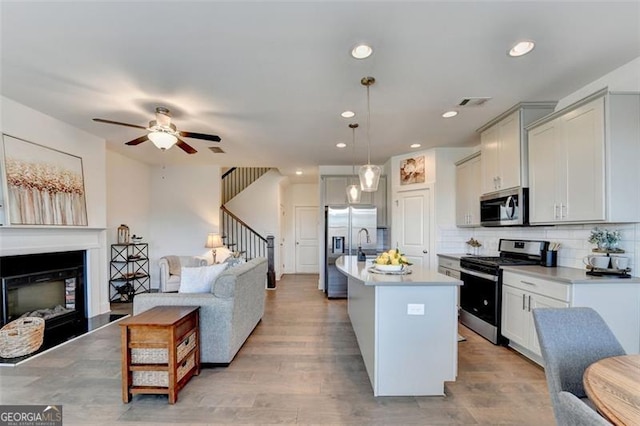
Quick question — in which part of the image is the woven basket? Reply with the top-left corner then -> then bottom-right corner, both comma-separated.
0,317 -> 45,358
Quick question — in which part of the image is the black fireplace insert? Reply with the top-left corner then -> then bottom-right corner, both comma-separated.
0,251 -> 86,342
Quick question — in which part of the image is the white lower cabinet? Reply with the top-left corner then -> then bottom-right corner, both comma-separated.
502,284 -> 568,359
501,270 -> 640,364
502,272 -> 573,364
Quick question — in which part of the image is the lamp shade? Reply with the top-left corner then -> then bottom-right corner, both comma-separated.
346,184 -> 361,203
148,131 -> 178,150
205,233 -> 224,249
359,164 -> 381,192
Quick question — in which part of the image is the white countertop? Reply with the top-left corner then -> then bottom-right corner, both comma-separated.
502,264 -> 640,284
336,255 -> 462,286
437,253 -> 470,260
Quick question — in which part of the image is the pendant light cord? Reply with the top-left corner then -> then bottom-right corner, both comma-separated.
351,126 -> 356,178
366,85 -> 371,165
349,123 -> 359,184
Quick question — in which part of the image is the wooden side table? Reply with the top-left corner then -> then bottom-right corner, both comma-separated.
119,306 -> 200,404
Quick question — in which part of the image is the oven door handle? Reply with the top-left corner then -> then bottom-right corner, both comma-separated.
460,267 -> 499,282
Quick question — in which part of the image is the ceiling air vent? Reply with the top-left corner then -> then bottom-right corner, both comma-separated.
208,146 -> 225,154
458,97 -> 492,107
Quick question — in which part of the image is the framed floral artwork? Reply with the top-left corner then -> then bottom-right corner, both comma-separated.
400,155 -> 425,185
2,134 -> 88,226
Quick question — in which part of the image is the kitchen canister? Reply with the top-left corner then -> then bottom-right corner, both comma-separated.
117,224 -> 130,244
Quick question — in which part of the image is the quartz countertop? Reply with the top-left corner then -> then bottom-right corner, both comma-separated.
336,255 -> 462,287
501,264 -> 640,284
437,253 -> 470,260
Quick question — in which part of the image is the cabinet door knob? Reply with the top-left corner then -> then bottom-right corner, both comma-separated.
422,250 -> 429,254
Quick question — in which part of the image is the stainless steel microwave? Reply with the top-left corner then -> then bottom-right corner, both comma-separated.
480,187 -> 529,227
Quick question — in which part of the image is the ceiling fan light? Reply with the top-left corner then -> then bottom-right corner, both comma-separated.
148,131 -> 178,150
359,164 -> 381,192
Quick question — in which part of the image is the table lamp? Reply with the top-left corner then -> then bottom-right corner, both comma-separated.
205,233 -> 224,263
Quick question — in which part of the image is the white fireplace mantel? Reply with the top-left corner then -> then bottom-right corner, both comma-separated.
0,227 -> 110,318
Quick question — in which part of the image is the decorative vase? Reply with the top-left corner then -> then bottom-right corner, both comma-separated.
117,224 -> 130,244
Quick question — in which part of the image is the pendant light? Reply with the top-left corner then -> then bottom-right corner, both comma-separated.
359,76 -> 381,192
346,123 -> 361,204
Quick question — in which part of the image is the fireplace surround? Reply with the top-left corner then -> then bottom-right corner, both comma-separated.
1,251 -> 86,345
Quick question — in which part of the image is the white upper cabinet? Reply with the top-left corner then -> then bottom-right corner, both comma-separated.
322,175 -> 387,226
528,90 -> 640,225
456,152 -> 481,227
323,176 -> 349,205
479,103 -> 556,195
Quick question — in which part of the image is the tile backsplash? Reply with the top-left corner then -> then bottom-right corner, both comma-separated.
437,223 -> 639,275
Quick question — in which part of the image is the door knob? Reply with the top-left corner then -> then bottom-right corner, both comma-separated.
422,250 -> 428,254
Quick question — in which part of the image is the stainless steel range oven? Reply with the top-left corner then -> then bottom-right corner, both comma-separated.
459,239 -> 548,344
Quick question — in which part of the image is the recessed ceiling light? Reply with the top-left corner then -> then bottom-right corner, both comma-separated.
336,142 -> 347,148
442,110 -> 458,118
508,40 -> 535,57
295,170 -> 303,175
341,110 -> 355,118
351,43 -> 373,59
410,143 -> 421,149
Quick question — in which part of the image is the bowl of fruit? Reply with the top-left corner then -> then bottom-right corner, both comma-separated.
373,249 -> 412,272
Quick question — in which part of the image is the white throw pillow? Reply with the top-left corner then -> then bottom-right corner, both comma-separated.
178,263 -> 228,293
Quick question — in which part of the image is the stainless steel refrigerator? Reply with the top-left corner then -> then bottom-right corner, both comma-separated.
325,206 -> 377,298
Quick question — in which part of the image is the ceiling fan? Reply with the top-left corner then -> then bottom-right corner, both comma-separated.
93,107 -> 221,154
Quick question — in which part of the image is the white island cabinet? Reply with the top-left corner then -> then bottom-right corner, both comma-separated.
336,256 -> 461,396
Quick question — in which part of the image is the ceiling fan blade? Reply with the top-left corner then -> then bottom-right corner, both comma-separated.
124,135 -> 149,146
176,138 -> 197,154
93,118 -> 147,130
179,131 -> 221,142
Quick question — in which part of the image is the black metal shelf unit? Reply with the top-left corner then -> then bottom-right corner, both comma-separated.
109,243 -> 150,302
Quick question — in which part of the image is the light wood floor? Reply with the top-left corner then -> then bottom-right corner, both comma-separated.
0,274 -> 555,425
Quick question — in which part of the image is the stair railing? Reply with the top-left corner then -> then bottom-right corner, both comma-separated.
221,167 -> 272,204
220,205 -> 275,289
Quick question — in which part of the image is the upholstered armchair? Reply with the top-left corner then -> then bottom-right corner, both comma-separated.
158,255 -> 208,292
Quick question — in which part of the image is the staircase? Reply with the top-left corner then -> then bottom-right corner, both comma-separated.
221,167 -> 276,288
221,167 -> 272,204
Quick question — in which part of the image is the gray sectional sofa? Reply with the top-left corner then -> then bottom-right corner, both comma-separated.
133,257 -> 268,365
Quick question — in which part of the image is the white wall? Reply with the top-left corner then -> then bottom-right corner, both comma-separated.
105,149 -> 151,248
555,56 -> 640,110
0,96 -> 109,317
223,169 -> 284,277
148,164 -> 222,288
389,147 -> 475,267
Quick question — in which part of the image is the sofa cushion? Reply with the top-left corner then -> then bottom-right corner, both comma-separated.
179,263 -> 228,293
224,256 -> 246,269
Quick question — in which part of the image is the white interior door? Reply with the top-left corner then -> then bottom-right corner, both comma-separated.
395,189 -> 430,269
295,206 -> 319,273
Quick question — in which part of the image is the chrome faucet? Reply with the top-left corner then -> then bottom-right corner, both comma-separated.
358,228 -> 371,246
357,228 -> 370,261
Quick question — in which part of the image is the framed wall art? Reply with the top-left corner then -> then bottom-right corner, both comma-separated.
2,134 -> 88,226
399,155 -> 425,186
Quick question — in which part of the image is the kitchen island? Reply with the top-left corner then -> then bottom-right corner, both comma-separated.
336,255 -> 462,396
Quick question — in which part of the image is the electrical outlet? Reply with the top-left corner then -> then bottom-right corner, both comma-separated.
407,303 -> 425,315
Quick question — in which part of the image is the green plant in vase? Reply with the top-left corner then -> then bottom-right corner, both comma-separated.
588,227 -> 621,251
